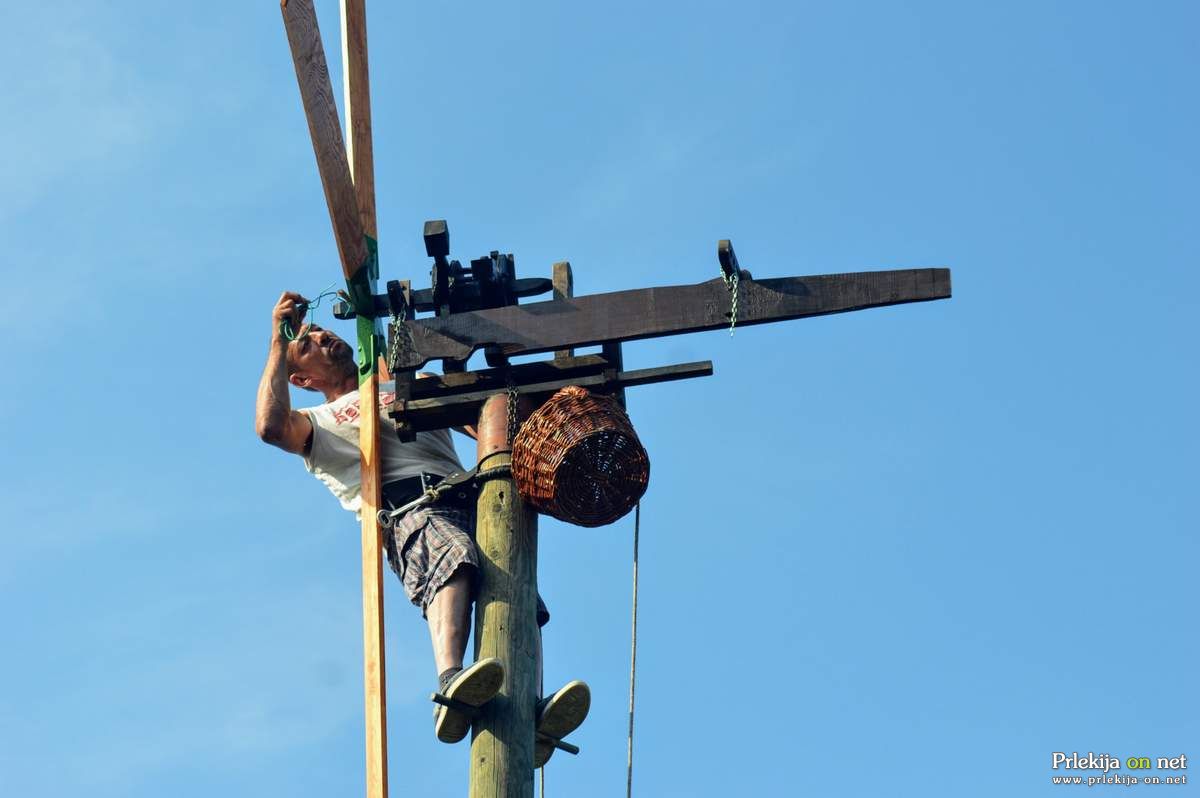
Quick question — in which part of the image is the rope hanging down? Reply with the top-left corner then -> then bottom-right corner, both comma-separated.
721,267 -> 740,336
627,501 -> 641,798
538,502 -> 643,798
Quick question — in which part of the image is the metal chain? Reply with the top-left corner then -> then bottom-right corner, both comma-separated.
722,267 -> 740,336
506,375 -> 520,446
386,301 -> 407,373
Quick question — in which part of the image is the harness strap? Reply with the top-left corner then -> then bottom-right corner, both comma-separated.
375,464 -> 514,527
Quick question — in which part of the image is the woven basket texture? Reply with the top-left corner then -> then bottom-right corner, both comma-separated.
512,385 -> 649,527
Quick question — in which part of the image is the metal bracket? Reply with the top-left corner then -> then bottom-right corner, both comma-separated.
718,239 -> 752,282
718,239 -> 739,281
536,731 -> 580,756
386,279 -> 411,320
347,236 -> 381,384
430,692 -> 482,718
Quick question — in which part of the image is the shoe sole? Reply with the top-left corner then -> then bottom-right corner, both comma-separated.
534,680 -> 591,768
435,658 -> 505,744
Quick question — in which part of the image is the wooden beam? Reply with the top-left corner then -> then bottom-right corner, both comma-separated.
387,268 -> 952,369
341,0 -> 377,239
398,361 -> 713,432
281,0 -> 369,278
408,354 -> 613,398
338,3 -> 387,798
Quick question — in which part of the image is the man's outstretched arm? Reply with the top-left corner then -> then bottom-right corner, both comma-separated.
256,291 -> 314,455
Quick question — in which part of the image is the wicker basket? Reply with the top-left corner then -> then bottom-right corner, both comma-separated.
512,385 -> 649,527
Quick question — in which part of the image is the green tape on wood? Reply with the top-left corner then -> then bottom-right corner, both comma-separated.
346,235 -> 382,384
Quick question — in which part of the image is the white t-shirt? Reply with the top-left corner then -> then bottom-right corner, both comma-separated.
302,381 -> 464,513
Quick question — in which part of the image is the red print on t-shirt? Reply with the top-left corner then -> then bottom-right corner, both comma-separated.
330,391 -> 398,425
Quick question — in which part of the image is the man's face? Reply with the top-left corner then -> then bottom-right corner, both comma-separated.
287,325 -> 356,389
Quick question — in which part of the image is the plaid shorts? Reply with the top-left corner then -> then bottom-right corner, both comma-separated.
386,503 -> 549,626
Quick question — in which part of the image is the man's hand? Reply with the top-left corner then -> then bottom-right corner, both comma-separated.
258,291 -> 315,455
272,291 -> 310,340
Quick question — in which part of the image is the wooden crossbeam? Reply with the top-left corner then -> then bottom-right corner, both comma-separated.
387,268 -> 951,370
395,358 -> 712,432
408,354 -> 614,398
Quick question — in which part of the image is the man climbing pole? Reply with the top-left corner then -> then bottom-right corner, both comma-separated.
255,290 -> 589,765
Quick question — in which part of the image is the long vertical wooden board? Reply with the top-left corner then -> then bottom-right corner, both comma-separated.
340,2 -> 387,798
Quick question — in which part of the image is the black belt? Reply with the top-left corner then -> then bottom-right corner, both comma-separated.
382,473 -> 445,509
382,472 -> 478,511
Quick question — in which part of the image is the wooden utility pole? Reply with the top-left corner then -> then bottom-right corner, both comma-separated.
469,395 -> 541,797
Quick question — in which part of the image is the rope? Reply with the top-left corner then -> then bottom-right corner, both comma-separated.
721,268 -> 740,336
626,501 -> 640,798
539,502 -> 641,798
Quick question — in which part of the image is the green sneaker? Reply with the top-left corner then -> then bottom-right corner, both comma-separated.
534,680 -> 590,768
434,658 -> 505,744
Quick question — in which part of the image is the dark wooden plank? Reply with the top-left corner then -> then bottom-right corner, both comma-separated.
408,355 -> 613,399
281,0 -> 369,278
600,361 -> 713,388
388,268 -> 951,370
400,362 -> 713,432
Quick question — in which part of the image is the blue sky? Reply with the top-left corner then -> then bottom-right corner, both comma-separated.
1,2 -> 1195,796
